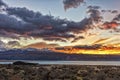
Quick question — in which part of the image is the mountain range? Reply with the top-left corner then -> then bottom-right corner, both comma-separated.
0,48 -> 120,61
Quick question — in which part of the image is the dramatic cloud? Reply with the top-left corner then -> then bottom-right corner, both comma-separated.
113,14 -> 120,21
43,37 -> 67,42
87,7 -> 120,31
73,44 -> 102,50
55,44 -> 102,50
1,3 -> 110,43
99,10 -> 120,31
111,10 -> 118,14
92,38 -> 110,45
6,7 -> 78,41
71,36 -> 85,43
4,5 -> 99,42
63,0 -> 85,10
24,42 -> 59,49
102,22 -> 119,30
0,30 -> 20,39
0,40 -> 5,48
0,13 -> 37,33
0,0 -> 7,7
101,10 -> 118,14
7,41 -> 21,48
0,0 -> 119,45
87,6 -> 103,23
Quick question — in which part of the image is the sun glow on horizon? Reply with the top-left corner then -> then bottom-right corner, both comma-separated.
51,44 -> 120,55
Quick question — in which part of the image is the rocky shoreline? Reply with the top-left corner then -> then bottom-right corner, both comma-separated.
0,64 -> 120,80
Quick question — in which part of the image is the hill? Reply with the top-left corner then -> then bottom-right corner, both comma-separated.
0,48 -> 120,61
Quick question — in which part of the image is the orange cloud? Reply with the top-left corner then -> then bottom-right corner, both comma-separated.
24,42 -> 59,49
103,22 -> 119,29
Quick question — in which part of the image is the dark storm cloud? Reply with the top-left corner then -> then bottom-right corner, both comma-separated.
101,10 -> 118,14
113,14 -> 120,21
0,30 -> 20,39
0,0 -> 117,43
73,44 -> 102,50
87,6 -> 100,9
55,44 -> 102,50
28,30 -> 76,42
86,6 -> 120,31
1,6 -> 80,41
0,0 -> 7,7
0,0 -> 103,42
5,6 -> 94,42
111,10 -> 118,14
63,0 -> 85,10
0,13 -> 39,40
43,37 -> 67,42
87,6 -> 103,23
0,4 -> 104,42
0,13 -> 37,33
71,36 -> 85,43
6,7 -> 43,24
99,9 -> 120,31
97,11 -> 120,32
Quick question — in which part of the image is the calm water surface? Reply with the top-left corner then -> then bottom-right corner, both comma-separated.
0,60 -> 120,66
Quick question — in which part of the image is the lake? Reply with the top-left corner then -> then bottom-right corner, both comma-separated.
0,60 -> 120,66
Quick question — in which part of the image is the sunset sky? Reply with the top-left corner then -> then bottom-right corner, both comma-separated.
0,0 -> 120,50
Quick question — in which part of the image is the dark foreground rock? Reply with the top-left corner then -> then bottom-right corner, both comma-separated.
13,61 -> 38,65
0,65 -> 119,80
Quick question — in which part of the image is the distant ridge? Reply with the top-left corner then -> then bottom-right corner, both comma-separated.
0,48 -> 120,61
